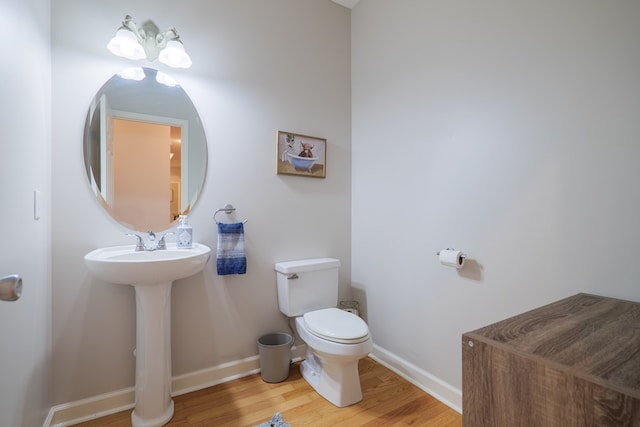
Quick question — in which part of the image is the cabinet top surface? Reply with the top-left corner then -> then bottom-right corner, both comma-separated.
464,293 -> 640,393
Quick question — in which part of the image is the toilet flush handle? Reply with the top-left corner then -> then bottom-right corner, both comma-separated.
288,274 -> 299,280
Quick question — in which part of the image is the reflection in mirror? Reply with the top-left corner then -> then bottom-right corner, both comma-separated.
84,67 -> 207,232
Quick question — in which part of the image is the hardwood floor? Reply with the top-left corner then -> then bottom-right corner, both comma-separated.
74,357 -> 462,426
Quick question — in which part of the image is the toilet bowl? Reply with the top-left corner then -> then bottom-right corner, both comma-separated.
295,308 -> 372,407
274,258 -> 372,407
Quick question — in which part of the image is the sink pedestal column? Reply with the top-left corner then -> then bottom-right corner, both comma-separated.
131,281 -> 174,427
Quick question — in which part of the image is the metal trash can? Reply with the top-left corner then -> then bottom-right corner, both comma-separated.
257,332 -> 293,383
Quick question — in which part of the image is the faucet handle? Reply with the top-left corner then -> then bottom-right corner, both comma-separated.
156,232 -> 174,250
126,233 -> 146,251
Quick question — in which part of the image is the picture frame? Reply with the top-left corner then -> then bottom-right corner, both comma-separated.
276,131 -> 327,178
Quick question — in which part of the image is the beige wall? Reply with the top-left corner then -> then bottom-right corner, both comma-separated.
352,0 -> 640,409
0,0 -> 52,425
51,0 -> 351,405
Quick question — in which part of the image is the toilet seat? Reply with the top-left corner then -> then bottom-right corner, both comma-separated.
303,308 -> 370,344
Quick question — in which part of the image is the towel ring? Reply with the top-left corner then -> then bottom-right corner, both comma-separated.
214,204 -> 248,224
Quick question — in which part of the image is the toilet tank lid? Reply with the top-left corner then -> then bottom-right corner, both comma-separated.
275,258 -> 340,274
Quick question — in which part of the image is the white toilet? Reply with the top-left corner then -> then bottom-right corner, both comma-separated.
275,258 -> 372,407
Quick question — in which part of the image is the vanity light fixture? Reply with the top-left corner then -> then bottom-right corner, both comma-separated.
107,15 -> 192,69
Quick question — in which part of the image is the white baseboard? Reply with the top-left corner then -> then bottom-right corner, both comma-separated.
44,387 -> 135,427
45,345 -> 307,427
369,344 -> 462,413
45,343 -> 461,426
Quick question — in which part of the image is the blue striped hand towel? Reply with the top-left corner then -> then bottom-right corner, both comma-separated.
216,222 -> 247,275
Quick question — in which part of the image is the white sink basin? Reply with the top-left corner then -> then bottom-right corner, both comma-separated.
84,243 -> 211,285
84,242 -> 211,427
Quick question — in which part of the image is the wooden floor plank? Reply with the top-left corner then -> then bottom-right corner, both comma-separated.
74,358 -> 462,426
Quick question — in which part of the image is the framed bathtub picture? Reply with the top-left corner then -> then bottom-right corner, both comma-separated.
276,131 -> 327,178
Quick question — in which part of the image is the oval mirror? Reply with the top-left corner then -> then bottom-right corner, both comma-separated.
83,67 -> 207,232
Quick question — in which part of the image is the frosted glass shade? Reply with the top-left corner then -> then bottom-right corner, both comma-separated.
158,40 -> 192,69
107,28 -> 146,60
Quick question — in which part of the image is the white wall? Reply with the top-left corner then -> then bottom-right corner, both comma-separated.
352,0 -> 640,409
51,0 -> 351,405
0,0 -> 52,425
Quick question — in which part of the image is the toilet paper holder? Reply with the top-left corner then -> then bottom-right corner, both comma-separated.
436,248 -> 465,259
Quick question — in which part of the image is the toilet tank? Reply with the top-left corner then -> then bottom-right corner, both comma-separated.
275,258 -> 341,317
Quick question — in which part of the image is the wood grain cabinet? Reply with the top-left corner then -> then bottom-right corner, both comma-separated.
462,293 -> 640,426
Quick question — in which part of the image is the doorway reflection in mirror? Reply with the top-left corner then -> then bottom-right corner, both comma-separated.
84,67 -> 207,233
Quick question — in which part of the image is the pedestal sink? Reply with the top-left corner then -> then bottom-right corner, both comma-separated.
84,243 -> 211,427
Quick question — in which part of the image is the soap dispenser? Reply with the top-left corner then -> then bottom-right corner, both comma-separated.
177,215 -> 193,248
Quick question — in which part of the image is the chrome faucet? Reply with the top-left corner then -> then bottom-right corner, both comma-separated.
127,233 -> 146,251
127,231 -> 174,251
156,232 -> 174,250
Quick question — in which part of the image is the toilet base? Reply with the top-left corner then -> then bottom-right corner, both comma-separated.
300,348 -> 364,407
